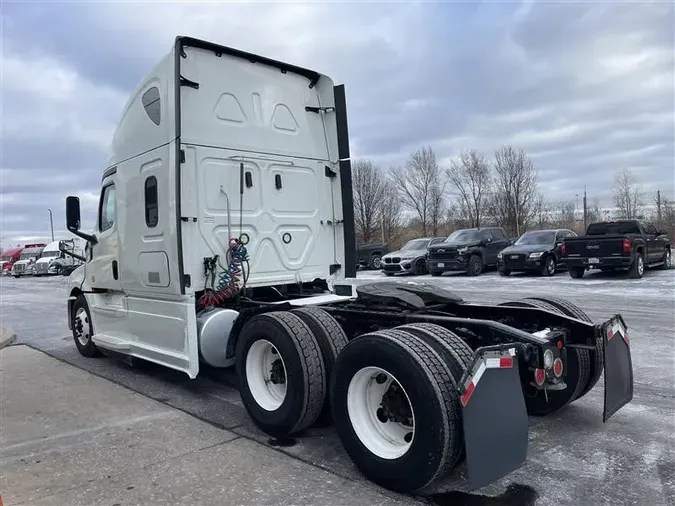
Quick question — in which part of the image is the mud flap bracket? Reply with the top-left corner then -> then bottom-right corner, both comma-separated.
458,345 -> 529,491
601,315 -> 633,422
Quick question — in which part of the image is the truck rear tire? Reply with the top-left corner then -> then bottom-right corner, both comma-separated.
330,329 -> 462,493
72,295 -> 101,358
498,299 -> 590,415
629,253 -> 644,279
659,248 -> 671,270
569,267 -> 585,278
290,306 -> 348,426
524,296 -> 602,400
235,311 -> 325,438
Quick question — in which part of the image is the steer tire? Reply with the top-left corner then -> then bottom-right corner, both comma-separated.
467,254 -> 483,276
72,295 -> 101,358
499,300 -> 590,416
330,329 -> 462,493
659,248 -> 672,270
525,296 -> 602,400
235,311 -> 325,438
290,306 -> 348,427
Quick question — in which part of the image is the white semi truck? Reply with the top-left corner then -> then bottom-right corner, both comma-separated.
63,36 -> 634,494
34,239 -> 85,276
11,243 -> 46,277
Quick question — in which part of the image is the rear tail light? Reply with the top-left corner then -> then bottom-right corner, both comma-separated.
622,238 -> 631,253
534,368 -> 546,386
553,358 -> 564,377
561,242 -> 566,256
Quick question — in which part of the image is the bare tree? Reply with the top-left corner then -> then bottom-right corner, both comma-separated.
586,198 -> 602,225
390,146 -> 446,236
613,168 -> 644,219
532,193 -> 551,229
380,179 -> 405,245
551,200 -> 576,229
352,159 -> 386,243
487,146 -> 539,236
447,149 -> 491,228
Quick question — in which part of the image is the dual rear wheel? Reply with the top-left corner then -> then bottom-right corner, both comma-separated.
235,310 -> 473,493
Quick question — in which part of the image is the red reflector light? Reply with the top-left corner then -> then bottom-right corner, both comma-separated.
622,238 -> 631,253
534,368 -> 545,386
561,242 -> 566,256
557,340 -> 563,349
499,357 -> 513,368
553,358 -> 563,377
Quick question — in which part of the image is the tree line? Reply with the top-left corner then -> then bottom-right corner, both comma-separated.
352,145 -> 674,249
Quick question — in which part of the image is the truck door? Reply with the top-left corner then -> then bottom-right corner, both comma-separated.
642,222 -> 659,262
87,176 -> 123,292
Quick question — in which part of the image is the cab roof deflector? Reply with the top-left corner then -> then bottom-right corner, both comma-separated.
175,36 -> 322,88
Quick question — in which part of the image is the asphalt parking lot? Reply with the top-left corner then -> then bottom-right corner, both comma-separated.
1,267 -> 674,506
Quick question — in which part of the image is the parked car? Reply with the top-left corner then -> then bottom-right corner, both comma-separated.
562,219 -> 671,279
381,236 -> 446,276
427,227 -> 510,276
356,242 -> 388,270
497,229 -> 577,277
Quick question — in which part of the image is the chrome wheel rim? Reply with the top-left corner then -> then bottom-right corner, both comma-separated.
74,307 -> 91,347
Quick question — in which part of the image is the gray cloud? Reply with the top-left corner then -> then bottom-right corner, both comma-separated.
1,1 -> 673,246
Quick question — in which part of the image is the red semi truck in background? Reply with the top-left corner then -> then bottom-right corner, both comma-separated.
1,246 -> 24,275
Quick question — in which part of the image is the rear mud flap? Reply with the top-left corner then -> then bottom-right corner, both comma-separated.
602,315 -> 633,422
458,346 -> 529,491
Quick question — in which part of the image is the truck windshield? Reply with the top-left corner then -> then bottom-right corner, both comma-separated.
515,231 -> 556,246
0,256 -> 11,262
401,239 -> 430,251
41,251 -> 60,258
19,252 -> 35,260
446,230 -> 483,243
587,222 -> 641,235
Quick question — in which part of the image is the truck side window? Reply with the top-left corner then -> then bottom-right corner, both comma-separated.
142,86 -> 161,126
144,176 -> 158,227
644,223 -> 657,235
99,184 -> 116,232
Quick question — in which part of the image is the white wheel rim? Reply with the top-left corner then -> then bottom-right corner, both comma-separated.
347,366 -> 415,460
74,307 -> 91,346
638,256 -> 644,275
666,251 -> 671,268
245,339 -> 287,411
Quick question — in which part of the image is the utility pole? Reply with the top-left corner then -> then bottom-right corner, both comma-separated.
47,208 -> 55,242
657,190 -> 662,227
583,186 -> 588,230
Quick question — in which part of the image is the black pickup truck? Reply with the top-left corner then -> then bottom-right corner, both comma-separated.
562,219 -> 671,279
356,242 -> 388,270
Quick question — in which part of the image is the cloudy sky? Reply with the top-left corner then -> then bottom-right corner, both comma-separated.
1,1 -> 673,246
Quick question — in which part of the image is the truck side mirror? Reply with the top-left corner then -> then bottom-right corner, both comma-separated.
65,196 -> 98,245
66,196 -> 81,231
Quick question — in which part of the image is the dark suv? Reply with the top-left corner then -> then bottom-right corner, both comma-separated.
427,227 -> 511,276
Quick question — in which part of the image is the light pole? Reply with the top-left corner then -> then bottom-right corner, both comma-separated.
47,208 -> 54,242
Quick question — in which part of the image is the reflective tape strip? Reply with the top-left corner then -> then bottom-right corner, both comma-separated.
608,322 -> 630,346
461,349 -> 516,407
